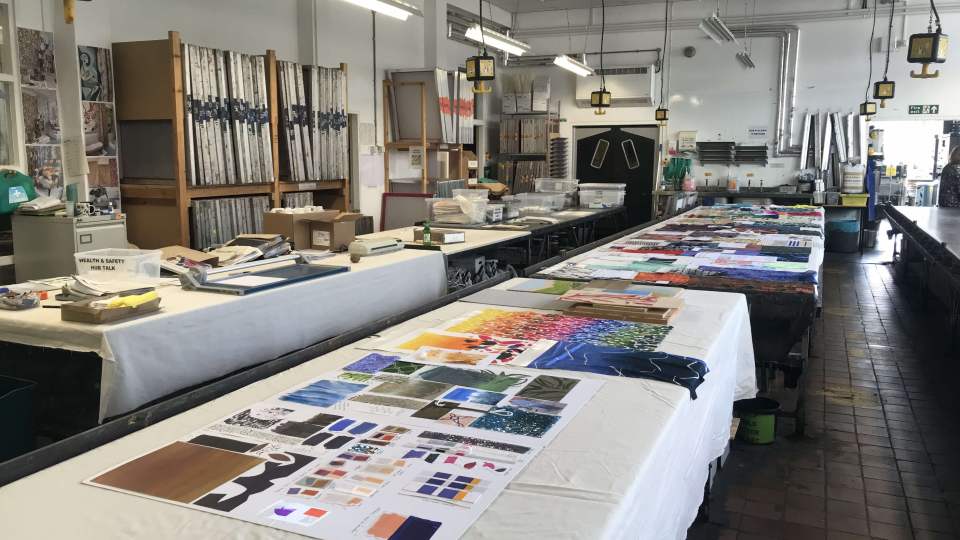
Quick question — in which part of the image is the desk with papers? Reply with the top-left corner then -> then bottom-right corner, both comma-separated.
0,249 -> 447,424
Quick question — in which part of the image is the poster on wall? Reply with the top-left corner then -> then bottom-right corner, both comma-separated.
79,45 -> 121,212
26,144 -> 63,199
17,28 -> 57,89
87,156 -> 120,212
18,27 -> 63,199
82,102 -> 117,156
78,45 -> 114,102
21,86 -> 61,144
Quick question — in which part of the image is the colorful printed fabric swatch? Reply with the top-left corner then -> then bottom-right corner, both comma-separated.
437,409 -> 483,428
507,396 -> 567,415
259,500 -> 328,526
403,471 -> 485,508
366,511 -> 442,540
370,379 -> 453,400
223,407 -> 293,429
446,309 -> 672,352
271,421 -> 323,439
529,341 -> 709,398
344,353 -> 401,373
507,279 -> 585,295
280,380 -> 367,408
381,360 -> 427,375
390,330 -> 536,365
389,515 -> 443,539
417,366 -> 529,392
515,375 -> 579,402
469,406 -> 560,438
441,387 -> 506,406
348,393 -> 430,411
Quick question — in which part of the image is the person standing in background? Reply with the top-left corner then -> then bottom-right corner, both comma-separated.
940,147 -> 960,207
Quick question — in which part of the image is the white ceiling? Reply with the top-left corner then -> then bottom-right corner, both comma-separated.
486,0 -> 693,14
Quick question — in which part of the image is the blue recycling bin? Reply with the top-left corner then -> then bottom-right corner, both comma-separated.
0,375 -> 36,462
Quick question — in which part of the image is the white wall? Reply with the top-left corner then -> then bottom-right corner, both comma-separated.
514,0 -> 960,186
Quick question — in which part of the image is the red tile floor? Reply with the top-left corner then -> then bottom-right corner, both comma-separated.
688,256 -> 960,539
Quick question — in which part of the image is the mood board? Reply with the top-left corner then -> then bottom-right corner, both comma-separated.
86,358 -> 602,540
539,204 -> 825,295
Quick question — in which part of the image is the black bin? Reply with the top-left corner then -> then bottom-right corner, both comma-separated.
0,376 -> 36,462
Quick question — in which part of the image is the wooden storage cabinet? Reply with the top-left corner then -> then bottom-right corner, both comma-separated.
113,31 -> 350,249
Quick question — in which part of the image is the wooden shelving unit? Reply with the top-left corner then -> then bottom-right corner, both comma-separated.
113,31 -> 350,249
382,79 -> 466,194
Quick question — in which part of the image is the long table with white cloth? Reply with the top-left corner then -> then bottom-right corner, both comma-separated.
0,249 -> 447,424
536,204 -> 824,375
0,276 -> 756,539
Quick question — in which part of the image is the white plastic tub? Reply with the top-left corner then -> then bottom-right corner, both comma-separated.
534,178 -> 579,193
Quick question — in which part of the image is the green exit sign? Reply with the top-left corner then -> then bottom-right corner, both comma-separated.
909,104 -> 940,115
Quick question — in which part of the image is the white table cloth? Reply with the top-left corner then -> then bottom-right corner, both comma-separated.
0,279 -> 755,540
0,249 -> 446,420
358,226 -> 530,255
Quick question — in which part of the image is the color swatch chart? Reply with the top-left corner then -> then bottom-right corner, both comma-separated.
86,359 -> 601,539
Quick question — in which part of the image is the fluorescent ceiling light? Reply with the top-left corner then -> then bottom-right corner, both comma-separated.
553,54 -> 594,77
340,0 -> 422,21
736,50 -> 756,69
699,13 -> 739,45
465,24 -> 531,56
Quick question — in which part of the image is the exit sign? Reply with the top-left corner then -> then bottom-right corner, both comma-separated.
909,104 -> 940,115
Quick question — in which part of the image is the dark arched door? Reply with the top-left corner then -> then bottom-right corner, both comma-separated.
576,125 -> 657,226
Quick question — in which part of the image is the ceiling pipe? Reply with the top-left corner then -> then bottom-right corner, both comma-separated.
512,3 -> 960,39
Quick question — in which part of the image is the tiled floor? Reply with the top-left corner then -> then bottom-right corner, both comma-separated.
689,255 -> 960,539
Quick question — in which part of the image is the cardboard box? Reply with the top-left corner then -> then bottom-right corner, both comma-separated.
309,211 -> 362,251
263,210 -> 332,250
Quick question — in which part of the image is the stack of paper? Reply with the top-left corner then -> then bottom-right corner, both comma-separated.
559,281 -> 685,324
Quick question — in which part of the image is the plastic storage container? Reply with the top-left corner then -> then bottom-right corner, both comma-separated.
429,196 -> 488,224
826,219 -> 860,253
501,196 -> 522,219
74,248 -> 162,279
485,204 -> 504,223
452,188 -> 488,200
534,178 -> 579,194
841,194 -> 868,207
579,184 -> 626,209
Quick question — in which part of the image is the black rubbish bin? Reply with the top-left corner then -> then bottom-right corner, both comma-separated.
0,375 -> 36,462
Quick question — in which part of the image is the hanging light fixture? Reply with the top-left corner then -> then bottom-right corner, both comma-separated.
908,0 -> 948,78
736,0 -> 756,69
464,24 -> 531,56
655,0 -> 670,125
860,0 -> 879,118
554,54 -> 594,77
699,0 -> 739,45
465,0 -> 495,94
873,0 -> 896,107
340,0 -> 422,21
591,0 -> 611,114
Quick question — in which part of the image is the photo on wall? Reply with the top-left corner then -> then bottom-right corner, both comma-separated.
82,102 -> 117,156
17,28 -> 57,89
21,86 -> 61,144
78,45 -> 114,102
88,156 -> 120,211
26,144 -> 63,199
